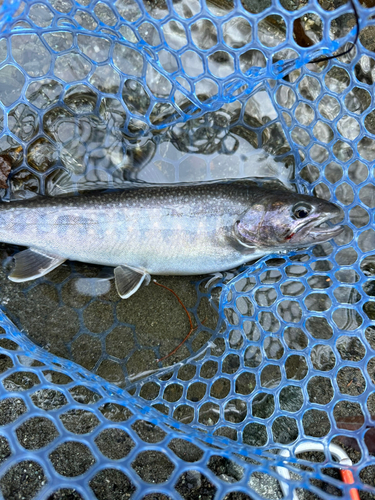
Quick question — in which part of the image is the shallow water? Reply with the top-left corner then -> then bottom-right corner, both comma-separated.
0,3 -> 374,497
0,104 -> 370,449
0,65 -> 369,396
0,250 -> 222,386
0,79 -> 296,387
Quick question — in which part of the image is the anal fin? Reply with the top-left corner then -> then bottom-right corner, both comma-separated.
114,265 -> 150,299
9,248 -> 66,282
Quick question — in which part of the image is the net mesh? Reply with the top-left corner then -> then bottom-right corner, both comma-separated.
0,0 -> 374,498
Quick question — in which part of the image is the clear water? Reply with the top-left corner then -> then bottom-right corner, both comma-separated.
0,0 -> 374,498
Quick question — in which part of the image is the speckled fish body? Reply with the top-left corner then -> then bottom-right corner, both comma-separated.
0,182 -> 259,275
0,181 -> 343,294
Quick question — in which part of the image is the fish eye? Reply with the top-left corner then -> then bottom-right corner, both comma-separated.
292,204 -> 311,219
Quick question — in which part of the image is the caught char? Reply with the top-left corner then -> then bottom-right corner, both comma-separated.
0,181 -> 343,298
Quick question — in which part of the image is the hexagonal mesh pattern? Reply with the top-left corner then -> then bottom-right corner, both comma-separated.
0,0 -> 374,498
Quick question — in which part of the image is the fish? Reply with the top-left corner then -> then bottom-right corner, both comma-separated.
0,180 -> 343,299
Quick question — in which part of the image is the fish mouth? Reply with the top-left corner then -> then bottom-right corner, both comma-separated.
288,214 -> 344,245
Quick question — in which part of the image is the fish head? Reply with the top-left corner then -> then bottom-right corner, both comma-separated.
235,191 -> 344,250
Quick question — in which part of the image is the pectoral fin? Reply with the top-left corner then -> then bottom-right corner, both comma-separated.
114,265 -> 151,299
9,248 -> 66,282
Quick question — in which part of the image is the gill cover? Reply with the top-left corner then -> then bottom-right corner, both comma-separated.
234,200 -> 269,248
